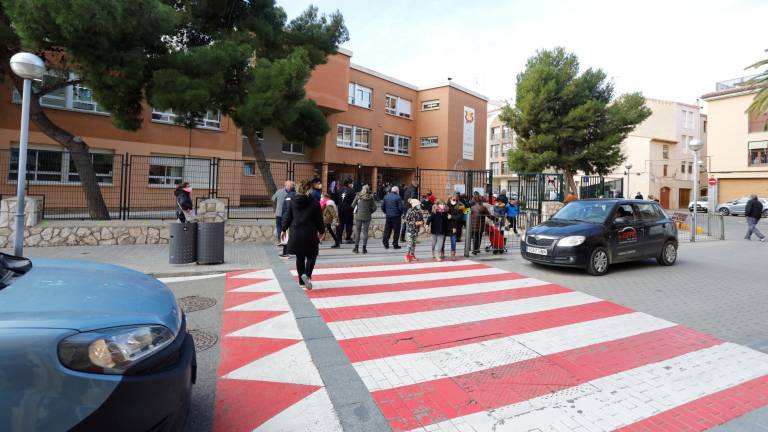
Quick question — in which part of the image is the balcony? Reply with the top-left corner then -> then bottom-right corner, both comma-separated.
716,74 -> 760,91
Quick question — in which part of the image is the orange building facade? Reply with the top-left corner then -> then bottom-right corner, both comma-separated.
0,49 -> 487,216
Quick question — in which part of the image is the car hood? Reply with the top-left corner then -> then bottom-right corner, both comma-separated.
0,259 -> 181,333
528,219 -> 604,237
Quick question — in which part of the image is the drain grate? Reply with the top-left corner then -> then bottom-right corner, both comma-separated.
189,329 -> 218,352
178,296 -> 217,313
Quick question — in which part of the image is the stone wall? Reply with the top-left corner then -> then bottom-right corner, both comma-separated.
0,220 -> 431,248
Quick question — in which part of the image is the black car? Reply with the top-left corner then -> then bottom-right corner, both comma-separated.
521,199 -> 678,276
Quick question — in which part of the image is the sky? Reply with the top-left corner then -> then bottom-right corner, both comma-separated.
279,0 -> 768,108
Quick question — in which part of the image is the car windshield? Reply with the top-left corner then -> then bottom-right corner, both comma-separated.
551,201 -> 614,223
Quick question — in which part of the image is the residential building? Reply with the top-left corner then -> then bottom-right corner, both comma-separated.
609,98 -> 707,209
0,48 -> 487,213
701,79 -> 768,203
486,103 -> 518,194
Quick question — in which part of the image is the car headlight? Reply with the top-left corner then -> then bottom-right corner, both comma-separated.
58,325 -> 175,374
558,236 -> 586,247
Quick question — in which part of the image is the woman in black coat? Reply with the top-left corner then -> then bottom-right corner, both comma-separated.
281,180 -> 325,290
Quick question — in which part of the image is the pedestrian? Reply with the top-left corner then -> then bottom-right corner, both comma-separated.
174,182 -> 195,223
334,178 -> 356,247
507,194 -> 519,235
310,178 -> 323,203
497,189 -> 509,205
564,193 -> 577,203
281,180 -> 324,290
321,193 -> 339,246
351,184 -> 376,254
382,185 -> 404,249
420,194 -> 433,213
447,196 -> 464,259
278,183 -> 297,257
400,179 -> 419,242
404,199 -> 424,262
634,191 -> 644,199
427,200 -> 449,260
744,194 -> 766,241
271,180 -> 292,244
470,195 -> 494,255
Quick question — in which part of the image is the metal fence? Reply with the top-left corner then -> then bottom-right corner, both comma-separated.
463,203 -> 523,257
670,211 -> 726,241
418,169 -> 492,201
517,173 -> 564,213
578,176 -> 624,199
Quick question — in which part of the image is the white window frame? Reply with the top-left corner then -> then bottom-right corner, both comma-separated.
12,70 -> 109,115
281,141 -> 304,154
502,142 -> 513,155
385,94 -> 412,119
8,146 -> 114,185
490,126 -> 500,141
491,162 -> 500,175
420,136 -> 438,148
348,82 -> 372,109
384,133 -> 411,156
336,124 -> 371,150
490,144 -> 499,158
147,155 -> 212,188
243,161 -> 256,176
151,108 -> 222,130
502,126 -> 511,140
421,99 -> 440,111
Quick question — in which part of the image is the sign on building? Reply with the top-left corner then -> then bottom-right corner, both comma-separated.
463,106 -> 475,160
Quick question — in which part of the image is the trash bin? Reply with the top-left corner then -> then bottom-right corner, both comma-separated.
197,222 -> 225,265
169,222 -> 197,264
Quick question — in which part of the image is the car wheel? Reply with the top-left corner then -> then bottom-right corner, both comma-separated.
587,246 -> 609,276
763,210 -> 768,218
719,208 -> 730,216
657,240 -> 677,266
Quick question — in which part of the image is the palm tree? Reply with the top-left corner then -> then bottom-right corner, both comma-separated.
746,50 -> 768,114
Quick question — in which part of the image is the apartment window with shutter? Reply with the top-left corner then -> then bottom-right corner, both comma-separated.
385,94 -> 411,119
348,83 -> 372,109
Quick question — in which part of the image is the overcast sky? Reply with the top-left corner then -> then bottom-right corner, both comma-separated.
279,0 -> 768,108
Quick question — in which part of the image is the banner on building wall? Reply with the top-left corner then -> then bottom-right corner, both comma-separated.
462,106 -> 475,160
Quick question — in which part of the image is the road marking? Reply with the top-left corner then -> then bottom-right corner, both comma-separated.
157,273 -> 225,283
307,266 -> 507,290
291,259 -> 477,275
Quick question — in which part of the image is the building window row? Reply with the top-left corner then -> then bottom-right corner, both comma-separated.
348,82 -> 372,109
337,124 -> 371,150
281,141 -> 304,154
9,147 -> 114,184
385,94 -> 412,119
151,109 -> 222,129
12,70 -> 108,114
384,133 -> 410,156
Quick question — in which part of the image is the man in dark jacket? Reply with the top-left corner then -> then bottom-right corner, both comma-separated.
400,180 -> 419,242
310,178 -> 323,203
744,194 -> 766,241
334,178 -> 356,246
278,184 -> 297,257
382,186 -> 405,249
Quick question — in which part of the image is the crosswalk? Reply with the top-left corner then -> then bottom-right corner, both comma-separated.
302,260 -> 768,431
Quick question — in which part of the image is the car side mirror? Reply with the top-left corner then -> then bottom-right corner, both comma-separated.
614,217 -> 629,226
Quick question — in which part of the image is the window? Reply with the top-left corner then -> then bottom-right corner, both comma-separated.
336,124 -> 370,150
420,136 -> 438,147
490,127 -> 500,141
9,148 -> 113,184
12,70 -> 108,114
663,164 -> 668,177
348,82 -> 372,109
243,161 -> 255,176
421,99 -> 440,111
500,162 -> 509,174
637,203 -> 663,222
749,112 -> 768,133
490,162 -> 500,175
681,162 -> 686,174
151,109 -> 221,129
682,110 -> 695,129
502,143 -> 513,155
703,120 -> 707,133
148,156 -> 210,187
749,141 -> 768,166
688,162 -> 693,174
502,126 -> 511,140
384,133 -> 410,155
662,145 -> 669,159
490,144 -> 500,158
385,94 -> 411,118
281,141 -> 304,154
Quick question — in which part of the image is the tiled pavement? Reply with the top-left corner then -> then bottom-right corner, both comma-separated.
212,256 -> 768,431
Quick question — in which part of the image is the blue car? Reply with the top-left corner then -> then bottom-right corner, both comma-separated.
0,255 -> 195,432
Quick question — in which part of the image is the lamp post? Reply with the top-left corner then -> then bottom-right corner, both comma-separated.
624,163 -> 633,197
688,139 -> 704,242
9,52 -> 45,256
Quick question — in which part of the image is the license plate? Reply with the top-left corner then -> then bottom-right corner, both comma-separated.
528,246 -> 548,256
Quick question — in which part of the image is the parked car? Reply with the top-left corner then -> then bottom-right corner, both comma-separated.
688,196 -> 708,213
521,199 -> 678,276
0,255 -> 195,432
716,197 -> 768,217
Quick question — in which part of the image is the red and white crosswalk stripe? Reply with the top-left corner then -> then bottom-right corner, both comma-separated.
306,260 -> 768,432
213,269 -> 342,432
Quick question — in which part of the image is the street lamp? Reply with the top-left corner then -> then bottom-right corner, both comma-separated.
624,163 -> 633,197
688,138 -> 704,242
9,52 -> 44,256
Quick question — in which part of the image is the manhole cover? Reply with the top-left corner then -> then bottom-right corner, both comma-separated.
178,296 -> 217,313
189,329 -> 218,352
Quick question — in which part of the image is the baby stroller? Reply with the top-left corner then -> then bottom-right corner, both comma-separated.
485,203 -> 508,254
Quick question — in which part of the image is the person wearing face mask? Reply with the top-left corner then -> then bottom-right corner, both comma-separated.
426,200 -> 449,261
447,196 -> 464,259
281,180 -> 325,290
174,182 -> 195,223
